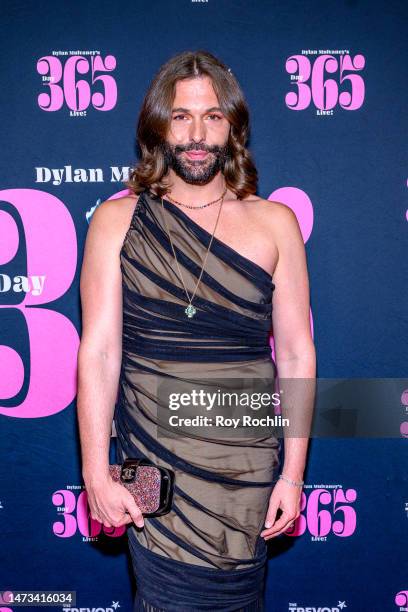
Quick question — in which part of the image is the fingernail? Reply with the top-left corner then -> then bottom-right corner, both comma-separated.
265,520 -> 272,528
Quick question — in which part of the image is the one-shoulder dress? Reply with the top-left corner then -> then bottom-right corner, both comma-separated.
114,187 -> 281,612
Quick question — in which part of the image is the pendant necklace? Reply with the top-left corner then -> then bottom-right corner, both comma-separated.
161,188 -> 226,318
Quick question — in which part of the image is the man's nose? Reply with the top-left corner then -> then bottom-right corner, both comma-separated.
189,118 -> 206,144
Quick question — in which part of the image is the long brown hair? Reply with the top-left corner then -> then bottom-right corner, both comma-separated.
124,50 -> 258,200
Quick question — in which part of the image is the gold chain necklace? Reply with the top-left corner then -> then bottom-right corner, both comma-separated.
166,186 -> 227,209
161,192 -> 225,318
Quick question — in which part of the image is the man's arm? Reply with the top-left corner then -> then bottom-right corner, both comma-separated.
77,197 -> 135,487
268,202 -> 316,482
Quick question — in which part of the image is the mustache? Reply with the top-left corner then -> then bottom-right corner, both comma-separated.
173,143 -> 226,154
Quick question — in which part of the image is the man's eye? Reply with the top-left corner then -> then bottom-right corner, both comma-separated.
172,114 -> 223,121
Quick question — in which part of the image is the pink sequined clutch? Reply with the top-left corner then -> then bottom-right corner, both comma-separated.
109,457 -> 175,517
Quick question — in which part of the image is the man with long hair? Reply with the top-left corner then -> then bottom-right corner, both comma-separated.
78,50 -> 315,610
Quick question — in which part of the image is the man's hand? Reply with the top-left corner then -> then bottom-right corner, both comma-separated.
260,479 -> 302,540
85,473 -> 145,529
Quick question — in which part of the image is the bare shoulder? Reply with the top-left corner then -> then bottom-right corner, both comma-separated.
90,193 -> 139,226
248,195 -> 299,229
243,195 -> 302,245
88,193 -> 140,249
231,195 -> 303,276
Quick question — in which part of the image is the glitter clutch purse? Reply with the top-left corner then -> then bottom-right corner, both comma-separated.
108,457 -> 175,517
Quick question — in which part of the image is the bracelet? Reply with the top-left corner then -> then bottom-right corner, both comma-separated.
279,473 -> 304,488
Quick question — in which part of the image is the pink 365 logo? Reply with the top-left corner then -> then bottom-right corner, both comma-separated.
395,590 -> 408,608
0,189 -> 78,418
285,487 -> 357,537
400,388 -> 408,438
52,488 -> 125,539
0,591 -> 13,610
0,599 -> 13,612
285,53 -> 365,112
37,55 -> 117,112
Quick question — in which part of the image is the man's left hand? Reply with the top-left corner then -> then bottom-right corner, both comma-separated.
260,478 -> 302,540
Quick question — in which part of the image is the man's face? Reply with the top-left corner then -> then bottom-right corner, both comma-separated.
162,76 -> 231,185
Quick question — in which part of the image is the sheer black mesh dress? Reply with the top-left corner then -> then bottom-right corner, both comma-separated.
114,188 -> 281,611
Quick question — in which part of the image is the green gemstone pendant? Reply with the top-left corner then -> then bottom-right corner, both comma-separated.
185,304 -> 197,318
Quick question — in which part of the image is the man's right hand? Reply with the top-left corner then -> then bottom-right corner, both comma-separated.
84,474 -> 145,529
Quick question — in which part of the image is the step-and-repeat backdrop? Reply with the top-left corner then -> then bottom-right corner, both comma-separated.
1,1 -> 407,611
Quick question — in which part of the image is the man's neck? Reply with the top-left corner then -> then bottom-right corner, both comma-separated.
165,173 -> 228,204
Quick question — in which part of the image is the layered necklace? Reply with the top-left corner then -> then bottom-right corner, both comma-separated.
161,186 -> 227,318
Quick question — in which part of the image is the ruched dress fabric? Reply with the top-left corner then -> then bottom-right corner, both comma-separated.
114,188 -> 281,612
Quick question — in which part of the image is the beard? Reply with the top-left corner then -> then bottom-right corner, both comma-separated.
160,140 -> 230,185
